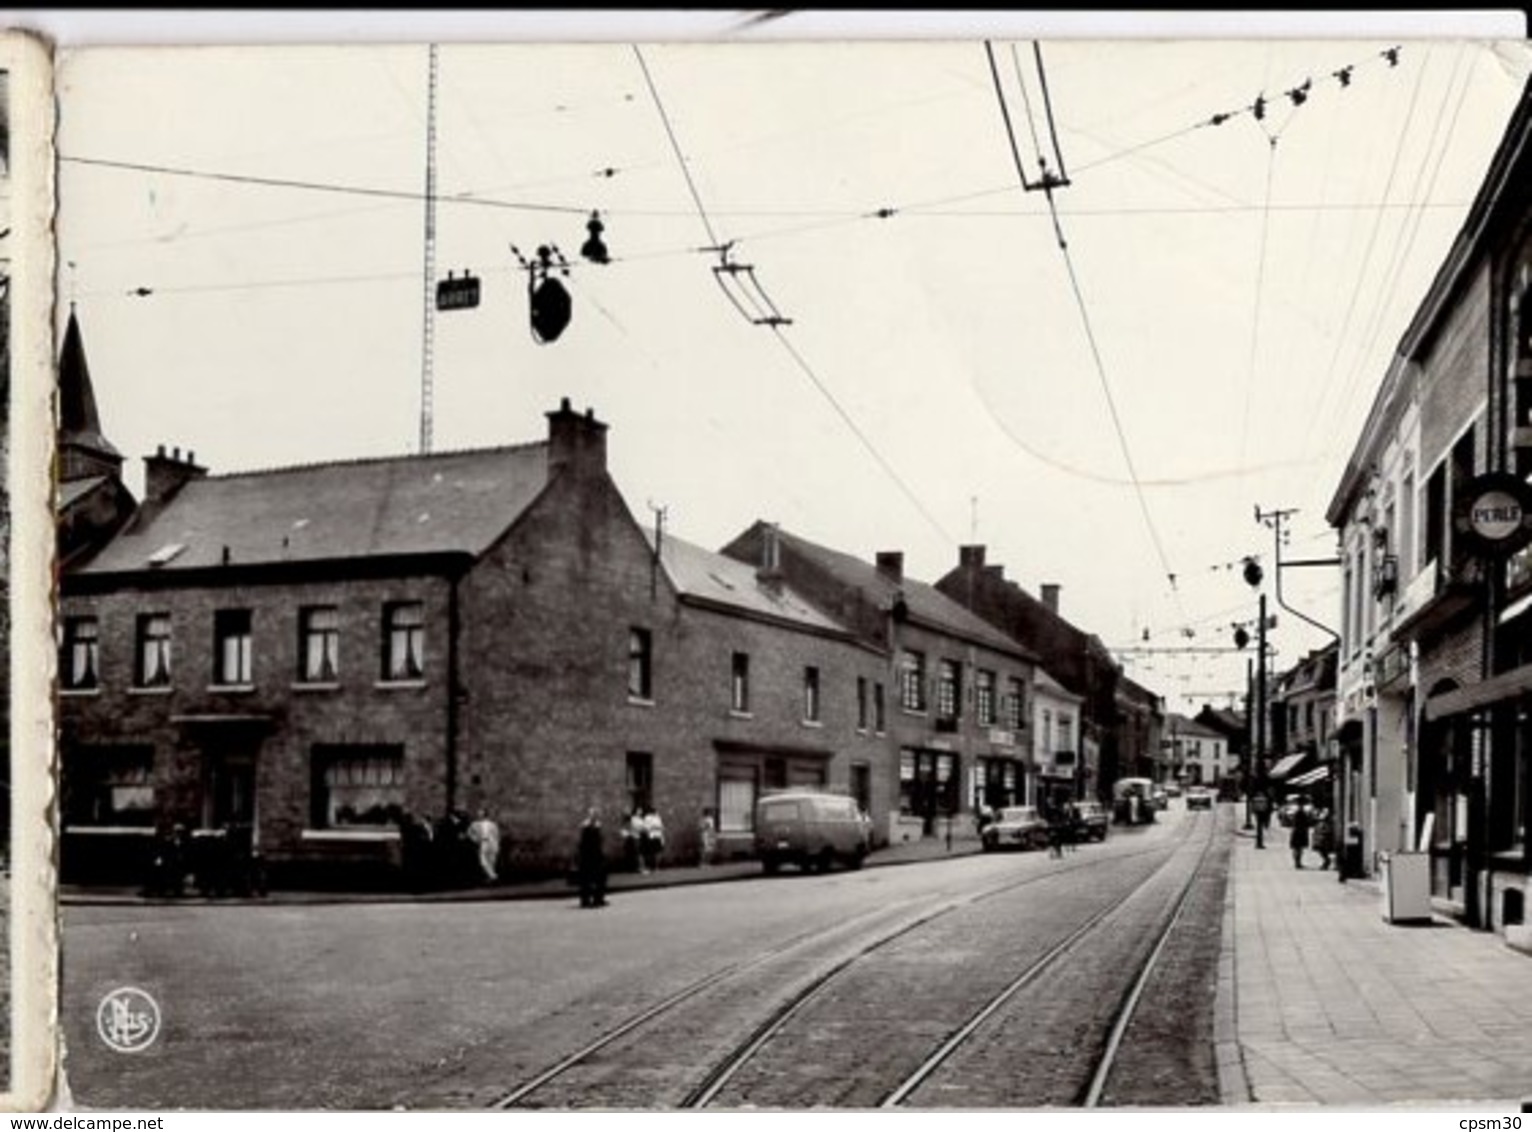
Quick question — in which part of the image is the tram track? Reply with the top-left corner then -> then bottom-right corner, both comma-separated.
486,830 -> 1189,1110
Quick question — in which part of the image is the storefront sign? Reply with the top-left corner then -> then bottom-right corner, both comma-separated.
1454,473 -> 1532,556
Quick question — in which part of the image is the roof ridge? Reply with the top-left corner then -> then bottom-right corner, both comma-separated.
202,439 -> 547,481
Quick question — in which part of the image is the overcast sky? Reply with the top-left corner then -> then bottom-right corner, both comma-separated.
50,25 -> 1532,716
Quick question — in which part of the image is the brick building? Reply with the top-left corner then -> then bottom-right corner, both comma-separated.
934,545 -> 1136,803
722,526 -> 1039,841
58,389 -> 897,884
1327,75 -> 1532,931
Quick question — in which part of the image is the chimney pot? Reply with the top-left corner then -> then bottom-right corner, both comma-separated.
875,551 -> 904,583
959,544 -> 986,571
1041,583 -> 1061,614
172,446 -> 181,461
156,443 -> 166,458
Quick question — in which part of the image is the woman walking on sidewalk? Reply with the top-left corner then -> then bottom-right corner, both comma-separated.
1289,803 -> 1312,869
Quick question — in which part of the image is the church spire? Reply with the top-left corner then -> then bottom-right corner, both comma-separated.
57,306 -> 123,482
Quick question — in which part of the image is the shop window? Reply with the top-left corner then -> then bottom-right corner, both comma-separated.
311,745 -> 404,828
718,772 -> 757,834
63,745 -> 156,827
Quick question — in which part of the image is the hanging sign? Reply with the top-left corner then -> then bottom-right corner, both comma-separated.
1453,472 -> 1532,557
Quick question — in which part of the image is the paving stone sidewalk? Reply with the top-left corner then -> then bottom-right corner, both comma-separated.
1216,822 -> 1532,1108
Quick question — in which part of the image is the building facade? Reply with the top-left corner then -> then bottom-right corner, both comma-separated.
721,526 -> 1040,844
934,545 -> 1138,802
1327,76 -> 1532,932
58,393 -> 903,884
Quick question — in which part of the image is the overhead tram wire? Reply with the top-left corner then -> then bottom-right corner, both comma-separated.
985,40 -> 1187,619
631,45 -> 955,548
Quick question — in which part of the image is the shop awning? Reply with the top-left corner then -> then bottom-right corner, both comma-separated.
1423,661 -> 1532,721
1288,765 -> 1331,787
1268,753 -> 1308,780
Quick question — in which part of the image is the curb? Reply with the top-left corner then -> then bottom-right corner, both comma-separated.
61,841 -> 990,908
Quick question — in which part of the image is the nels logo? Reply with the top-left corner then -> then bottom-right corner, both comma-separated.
96,987 -> 161,1054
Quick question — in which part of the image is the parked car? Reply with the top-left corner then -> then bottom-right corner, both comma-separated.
1072,801 -> 1110,842
1112,778 -> 1159,825
982,805 -> 1049,852
1163,781 -> 1184,799
1185,787 -> 1215,811
756,791 -> 872,874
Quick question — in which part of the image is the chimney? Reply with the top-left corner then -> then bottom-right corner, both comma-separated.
545,397 -> 609,479
758,523 -> 784,592
143,443 -> 208,506
959,544 -> 985,572
1040,583 -> 1060,615
875,551 -> 904,584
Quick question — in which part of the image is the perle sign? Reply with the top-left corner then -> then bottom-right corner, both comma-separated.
1454,473 -> 1532,556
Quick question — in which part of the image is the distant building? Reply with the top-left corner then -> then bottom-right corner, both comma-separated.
1163,713 -> 1228,788
936,545 -> 1164,801
722,525 -> 1039,842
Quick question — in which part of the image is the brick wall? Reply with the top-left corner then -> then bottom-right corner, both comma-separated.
60,570 -> 454,877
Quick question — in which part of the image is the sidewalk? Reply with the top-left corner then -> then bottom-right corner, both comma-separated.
60,827 -> 987,907
1217,825 -> 1532,1107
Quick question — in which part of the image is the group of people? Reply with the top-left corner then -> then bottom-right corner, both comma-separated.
1284,802 -> 1337,871
400,807 -> 502,891
623,807 -> 667,874
143,820 -> 267,899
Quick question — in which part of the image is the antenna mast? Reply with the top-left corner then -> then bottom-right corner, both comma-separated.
418,43 -> 439,455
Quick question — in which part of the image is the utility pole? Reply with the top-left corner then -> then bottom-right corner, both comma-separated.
1255,505 -> 1340,641
418,43 -> 439,455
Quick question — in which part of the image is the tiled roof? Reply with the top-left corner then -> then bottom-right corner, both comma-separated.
652,531 -> 850,636
776,528 -> 1036,660
78,444 -> 550,574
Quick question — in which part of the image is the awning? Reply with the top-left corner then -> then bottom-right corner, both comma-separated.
1268,753 -> 1308,780
1424,661 -> 1532,721
1288,765 -> 1331,787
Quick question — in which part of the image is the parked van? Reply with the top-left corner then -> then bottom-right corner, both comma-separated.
755,791 -> 872,874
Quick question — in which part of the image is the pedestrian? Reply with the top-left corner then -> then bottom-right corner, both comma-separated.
1312,808 -> 1336,871
576,808 -> 608,909
467,807 -> 502,884
698,808 -> 718,867
1289,801 -> 1312,869
641,807 -> 666,872
625,809 -> 647,873
1251,790 -> 1272,849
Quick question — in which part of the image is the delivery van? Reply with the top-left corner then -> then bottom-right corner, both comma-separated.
755,790 -> 872,874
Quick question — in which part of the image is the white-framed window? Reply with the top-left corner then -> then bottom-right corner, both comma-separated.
300,605 -> 340,683
61,615 -> 100,691
937,659 -> 961,722
214,608 -> 253,686
135,613 -> 172,688
900,649 -> 927,712
1005,677 -> 1025,731
976,669 -> 997,727
383,602 -> 425,680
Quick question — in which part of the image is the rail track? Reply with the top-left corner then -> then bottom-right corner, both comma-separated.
488,819 -> 1210,1110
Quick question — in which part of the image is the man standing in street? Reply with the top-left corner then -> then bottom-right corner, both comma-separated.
1251,789 -> 1272,849
576,808 -> 608,909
